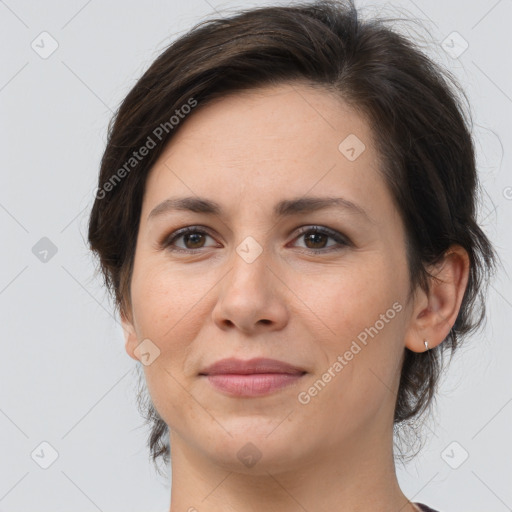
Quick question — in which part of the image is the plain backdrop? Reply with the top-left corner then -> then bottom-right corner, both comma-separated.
0,0 -> 511,511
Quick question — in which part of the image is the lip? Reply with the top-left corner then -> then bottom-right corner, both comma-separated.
199,357 -> 306,397
200,357 -> 306,375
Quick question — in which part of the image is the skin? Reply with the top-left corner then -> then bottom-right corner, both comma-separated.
121,82 -> 470,512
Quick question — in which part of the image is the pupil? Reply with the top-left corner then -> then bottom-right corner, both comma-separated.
306,232 -> 326,248
185,233 -> 204,248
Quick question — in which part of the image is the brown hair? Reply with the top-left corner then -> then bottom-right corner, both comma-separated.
88,0 -> 497,470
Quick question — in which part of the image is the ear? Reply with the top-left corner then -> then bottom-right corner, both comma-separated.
404,245 -> 470,352
120,306 -> 140,361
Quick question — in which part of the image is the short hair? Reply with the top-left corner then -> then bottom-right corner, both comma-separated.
87,0 -> 497,470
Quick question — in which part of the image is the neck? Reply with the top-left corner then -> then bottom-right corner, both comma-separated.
167,419 -> 414,512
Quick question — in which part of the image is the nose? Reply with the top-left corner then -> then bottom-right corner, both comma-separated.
211,247 -> 289,335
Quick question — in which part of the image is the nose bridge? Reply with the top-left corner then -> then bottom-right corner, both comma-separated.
212,231 -> 289,332
229,233 -> 272,292
226,206 -> 273,273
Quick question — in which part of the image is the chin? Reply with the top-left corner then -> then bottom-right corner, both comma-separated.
198,420 -> 308,475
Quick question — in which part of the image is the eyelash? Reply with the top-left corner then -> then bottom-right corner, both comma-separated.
160,225 -> 351,254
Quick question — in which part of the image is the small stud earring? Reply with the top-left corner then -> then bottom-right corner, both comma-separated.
424,339 -> 429,351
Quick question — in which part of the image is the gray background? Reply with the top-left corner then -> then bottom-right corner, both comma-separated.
0,0 -> 510,511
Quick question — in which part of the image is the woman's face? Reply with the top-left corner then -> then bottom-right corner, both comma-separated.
122,82 -> 421,472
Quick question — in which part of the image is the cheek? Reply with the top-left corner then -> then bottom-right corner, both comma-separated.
298,274 -> 406,439
306,259 -> 404,338
142,364 -> 210,440
307,258 -> 408,401
130,259 -> 210,341
128,263 -> 208,415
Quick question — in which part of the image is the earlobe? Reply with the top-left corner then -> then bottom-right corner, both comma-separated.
404,245 -> 470,352
120,307 -> 140,361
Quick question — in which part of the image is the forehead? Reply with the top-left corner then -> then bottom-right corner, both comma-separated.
141,82 -> 390,225
166,82 -> 373,155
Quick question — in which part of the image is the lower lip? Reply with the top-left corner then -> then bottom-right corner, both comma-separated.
203,373 -> 305,397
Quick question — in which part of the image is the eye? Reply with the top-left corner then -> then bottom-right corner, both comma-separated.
161,226 -> 219,253
290,225 -> 351,253
161,225 -> 351,254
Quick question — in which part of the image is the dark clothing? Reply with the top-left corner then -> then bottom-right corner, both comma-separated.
415,503 -> 440,512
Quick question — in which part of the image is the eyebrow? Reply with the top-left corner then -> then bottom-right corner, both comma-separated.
147,195 -> 373,223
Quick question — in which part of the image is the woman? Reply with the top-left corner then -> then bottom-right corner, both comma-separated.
87,1 -> 496,510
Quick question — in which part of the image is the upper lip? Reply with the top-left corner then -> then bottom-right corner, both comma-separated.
199,357 -> 306,375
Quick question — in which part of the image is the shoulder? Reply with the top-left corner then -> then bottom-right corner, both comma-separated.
414,503 -> 441,512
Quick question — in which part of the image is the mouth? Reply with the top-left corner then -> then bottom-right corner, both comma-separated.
199,357 -> 307,397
